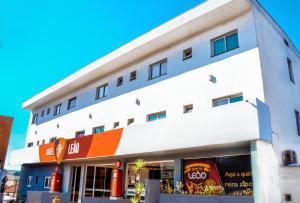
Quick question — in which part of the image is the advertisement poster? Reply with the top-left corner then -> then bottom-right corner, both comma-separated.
183,154 -> 252,196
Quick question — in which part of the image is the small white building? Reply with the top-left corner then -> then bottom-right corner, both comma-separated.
10,0 -> 300,202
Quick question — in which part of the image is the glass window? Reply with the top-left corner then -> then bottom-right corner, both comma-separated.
54,103 -> 62,116
44,177 -> 51,188
130,71 -> 137,81
41,110 -> 44,117
113,122 -> 120,129
27,142 -> 33,148
288,58 -> 295,83
35,176 -> 39,184
183,48 -> 192,60
84,165 -> 113,198
31,114 -> 38,124
93,126 -> 105,134
26,176 -> 32,187
68,97 -> 77,110
127,118 -> 134,126
49,137 -> 57,143
183,104 -> 193,114
147,111 -> 166,122
75,130 -> 85,138
126,161 -> 174,199
226,33 -> 239,51
96,84 -> 108,99
47,108 -> 51,115
213,94 -> 243,107
117,77 -> 123,86
149,59 -> 167,80
212,31 -> 239,56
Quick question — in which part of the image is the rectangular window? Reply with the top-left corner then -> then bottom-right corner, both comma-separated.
117,76 -> 123,86
183,104 -> 193,114
130,71 -> 137,81
287,58 -> 295,84
44,177 -> 52,188
212,94 -> 243,107
42,139 -> 45,144
295,110 -> 300,136
27,142 -> 33,148
68,97 -> 77,110
49,137 -> 57,143
32,114 -> 38,125
147,111 -> 167,122
47,108 -> 51,115
37,141 -> 40,146
75,130 -> 85,138
54,103 -> 62,116
93,126 -> 105,134
212,31 -> 239,56
35,176 -> 39,184
127,118 -> 134,126
183,48 -> 192,60
149,59 -> 167,80
41,110 -> 45,117
113,122 -> 120,129
96,84 -> 108,99
26,176 -> 32,187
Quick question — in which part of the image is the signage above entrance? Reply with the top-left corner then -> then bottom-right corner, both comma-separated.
39,128 -> 123,163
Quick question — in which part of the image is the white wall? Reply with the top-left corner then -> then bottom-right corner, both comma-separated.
25,11 -> 259,146
252,2 -> 300,202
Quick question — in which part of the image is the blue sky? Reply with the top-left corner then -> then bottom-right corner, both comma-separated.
1,0 -> 299,170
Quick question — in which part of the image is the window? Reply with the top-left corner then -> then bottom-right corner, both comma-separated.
113,122 -> 120,129
68,97 -> 77,110
41,110 -> 45,117
117,77 -> 123,86
49,137 -> 57,143
93,126 -> 105,134
284,39 -> 290,47
47,108 -> 51,115
42,139 -> 45,145
127,118 -> 134,126
35,176 -> 39,184
212,31 -> 239,56
284,194 -> 292,201
84,165 -> 112,198
183,48 -> 192,60
27,142 -> 33,148
96,84 -> 108,99
212,94 -> 243,107
26,176 -> 32,187
44,177 -> 52,188
287,58 -> 295,84
37,141 -> 40,146
147,111 -> 167,122
130,71 -> 137,81
75,130 -> 85,138
149,59 -> 167,80
32,114 -> 38,125
54,103 -> 62,116
295,110 -> 300,136
183,104 -> 193,114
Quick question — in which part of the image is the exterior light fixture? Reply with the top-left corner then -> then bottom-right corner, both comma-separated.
56,124 -> 60,129
135,99 -> 140,106
89,113 -> 92,119
208,74 -> 216,83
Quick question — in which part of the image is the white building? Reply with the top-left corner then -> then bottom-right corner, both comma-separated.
10,0 -> 300,203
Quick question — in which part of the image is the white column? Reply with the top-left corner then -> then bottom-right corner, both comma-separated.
251,140 -> 281,203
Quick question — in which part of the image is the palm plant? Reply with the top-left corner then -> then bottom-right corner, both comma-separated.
130,159 -> 145,203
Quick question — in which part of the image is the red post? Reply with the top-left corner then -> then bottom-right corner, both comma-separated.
50,166 -> 62,193
110,160 -> 123,198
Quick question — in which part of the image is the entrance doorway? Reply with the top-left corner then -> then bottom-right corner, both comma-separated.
84,165 -> 113,198
70,166 -> 82,203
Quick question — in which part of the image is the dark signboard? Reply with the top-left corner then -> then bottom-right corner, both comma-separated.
183,154 -> 252,196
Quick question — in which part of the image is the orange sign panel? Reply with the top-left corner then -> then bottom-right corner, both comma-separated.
39,128 -> 123,163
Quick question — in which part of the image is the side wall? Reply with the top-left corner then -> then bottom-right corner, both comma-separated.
252,2 -> 300,203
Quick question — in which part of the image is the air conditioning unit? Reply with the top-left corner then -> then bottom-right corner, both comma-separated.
282,150 -> 297,166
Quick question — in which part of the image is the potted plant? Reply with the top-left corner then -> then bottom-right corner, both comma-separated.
130,159 -> 145,203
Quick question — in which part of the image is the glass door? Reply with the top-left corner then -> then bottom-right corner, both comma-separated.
70,166 -> 82,203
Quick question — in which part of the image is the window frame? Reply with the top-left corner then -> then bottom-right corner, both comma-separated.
54,103 -> 62,116
68,97 -> 77,110
32,114 -> 38,125
147,111 -> 167,122
183,48 -> 193,60
26,176 -> 32,187
93,126 -> 105,134
117,76 -> 123,86
287,58 -> 295,84
211,30 -> 239,57
44,176 -> 52,189
96,84 -> 108,100
129,71 -> 137,81
148,59 -> 168,80
212,93 -> 243,107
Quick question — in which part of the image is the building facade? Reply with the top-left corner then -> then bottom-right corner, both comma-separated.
10,0 -> 300,203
